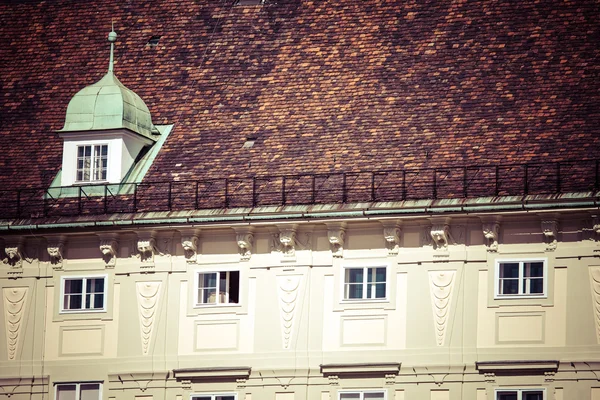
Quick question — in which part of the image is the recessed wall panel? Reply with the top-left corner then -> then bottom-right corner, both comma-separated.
341,316 -> 386,346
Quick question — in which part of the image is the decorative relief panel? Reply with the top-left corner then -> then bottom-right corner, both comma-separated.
326,222 -> 346,258
542,219 -> 558,251
277,275 -> 301,349
136,282 -> 162,355
3,287 -> 28,360
428,270 -> 456,346
590,267 -> 600,344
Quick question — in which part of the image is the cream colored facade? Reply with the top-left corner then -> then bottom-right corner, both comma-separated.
1,206 -> 600,399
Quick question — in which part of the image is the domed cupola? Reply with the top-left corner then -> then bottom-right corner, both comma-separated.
58,28 -> 161,187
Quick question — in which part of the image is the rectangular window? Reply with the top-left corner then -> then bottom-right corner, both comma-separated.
61,276 -> 106,312
56,383 -> 101,400
344,267 -> 386,300
196,271 -> 240,305
192,395 -> 236,400
496,260 -> 546,297
339,390 -> 386,400
496,389 -> 544,400
76,144 -> 108,182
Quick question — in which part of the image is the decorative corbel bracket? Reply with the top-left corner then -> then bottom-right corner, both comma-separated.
179,229 -> 200,263
98,233 -> 119,267
326,222 -> 346,258
592,215 -> 600,242
137,231 -> 158,263
480,217 -> 501,252
234,227 -> 254,261
430,218 -> 451,252
541,219 -> 558,251
381,221 -> 401,255
46,236 -> 66,268
277,224 -> 298,259
2,238 -> 24,268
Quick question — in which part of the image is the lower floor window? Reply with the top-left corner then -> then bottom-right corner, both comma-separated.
496,389 -> 544,400
192,395 -> 236,400
196,271 -> 240,305
56,383 -> 101,400
339,390 -> 385,400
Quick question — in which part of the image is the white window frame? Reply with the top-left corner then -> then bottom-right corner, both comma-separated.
55,382 -> 102,400
494,259 -> 547,299
342,266 -> 388,301
338,389 -> 387,400
191,393 -> 237,400
60,275 -> 107,313
194,270 -> 241,307
494,388 -> 545,400
75,143 -> 109,183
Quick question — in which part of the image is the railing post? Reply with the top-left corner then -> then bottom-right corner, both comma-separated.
524,164 -> 529,195
44,190 -> 48,217
252,177 -> 257,207
342,173 -> 347,203
16,189 -> 21,218
402,170 -> 406,200
195,182 -> 199,210
432,169 -> 437,199
282,176 -> 286,205
168,182 -> 172,211
78,186 -> 83,215
371,172 -> 376,202
133,184 -> 138,212
556,162 -> 561,194
463,167 -> 468,198
224,178 -> 229,208
104,185 -> 108,214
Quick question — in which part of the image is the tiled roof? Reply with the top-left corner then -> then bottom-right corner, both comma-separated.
1,0 -> 599,190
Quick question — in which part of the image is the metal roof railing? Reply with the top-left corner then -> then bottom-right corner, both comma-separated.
1,159 -> 598,220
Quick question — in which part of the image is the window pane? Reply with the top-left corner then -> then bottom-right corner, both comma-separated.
346,283 -> 363,299
501,279 -> 519,295
65,279 -> 83,294
229,271 -> 240,303
340,394 -> 361,400
346,268 -> 363,284
374,283 -> 386,298
529,277 -> 544,294
80,384 -> 100,400
101,145 -> 108,156
201,288 -> 217,303
527,262 -> 544,277
500,263 -> 519,278
366,267 -> 386,283
192,397 -> 212,400
523,392 -> 544,400
216,396 -> 236,400
364,393 -> 385,399
56,385 -> 77,400
77,147 -> 85,157
497,392 -> 517,400
202,273 -> 217,288
84,146 -> 91,156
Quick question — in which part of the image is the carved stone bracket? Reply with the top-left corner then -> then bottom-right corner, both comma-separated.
327,375 -> 339,386
385,373 -> 396,385
326,222 -> 346,258
2,238 -> 24,268
46,236 -> 65,267
541,219 -> 558,251
480,218 -> 500,252
544,371 -> 556,382
181,379 -> 191,390
381,221 -> 401,255
234,227 -> 254,261
98,233 -> 119,267
277,224 -> 298,259
179,229 -> 200,263
137,232 -> 158,263
430,218 -> 451,252
483,372 -> 495,383
236,378 -> 247,389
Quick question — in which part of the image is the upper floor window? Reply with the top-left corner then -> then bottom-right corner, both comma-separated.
76,144 -> 108,182
495,260 -> 546,298
192,395 -> 236,400
339,390 -> 386,400
496,389 -> 544,400
196,271 -> 240,306
61,276 -> 106,312
56,383 -> 101,400
343,267 -> 386,300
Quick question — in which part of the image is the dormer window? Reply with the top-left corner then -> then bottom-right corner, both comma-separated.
76,144 -> 108,182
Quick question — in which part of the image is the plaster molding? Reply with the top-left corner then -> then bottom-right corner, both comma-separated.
137,232 -> 158,263
326,222 -> 346,258
429,218 -> 451,252
3,287 -> 27,361
428,270 -> 456,346
98,233 -> 119,267
46,236 -> 66,267
277,224 -> 298,259
234,227 -> 254,261
277,275 -> 301,349
541,219 -> 558,251
179,229 -> 200,263
480,218 -> 501,252
381,221 -> 401,255
2,238 -> 24,268
589,267 -> 600,344
136,281 -> 161,356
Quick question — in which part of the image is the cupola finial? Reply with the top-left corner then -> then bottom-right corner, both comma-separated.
108,21 -> 117,73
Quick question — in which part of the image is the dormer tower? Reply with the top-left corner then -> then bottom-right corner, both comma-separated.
58,28 -> 160,186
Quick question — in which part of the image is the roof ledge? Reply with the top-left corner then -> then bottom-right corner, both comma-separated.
172,367 -> 251,381
475,360 -> 559,373
320,363 -> 401,376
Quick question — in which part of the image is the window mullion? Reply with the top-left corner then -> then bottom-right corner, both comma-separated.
363,267 -> 368,299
